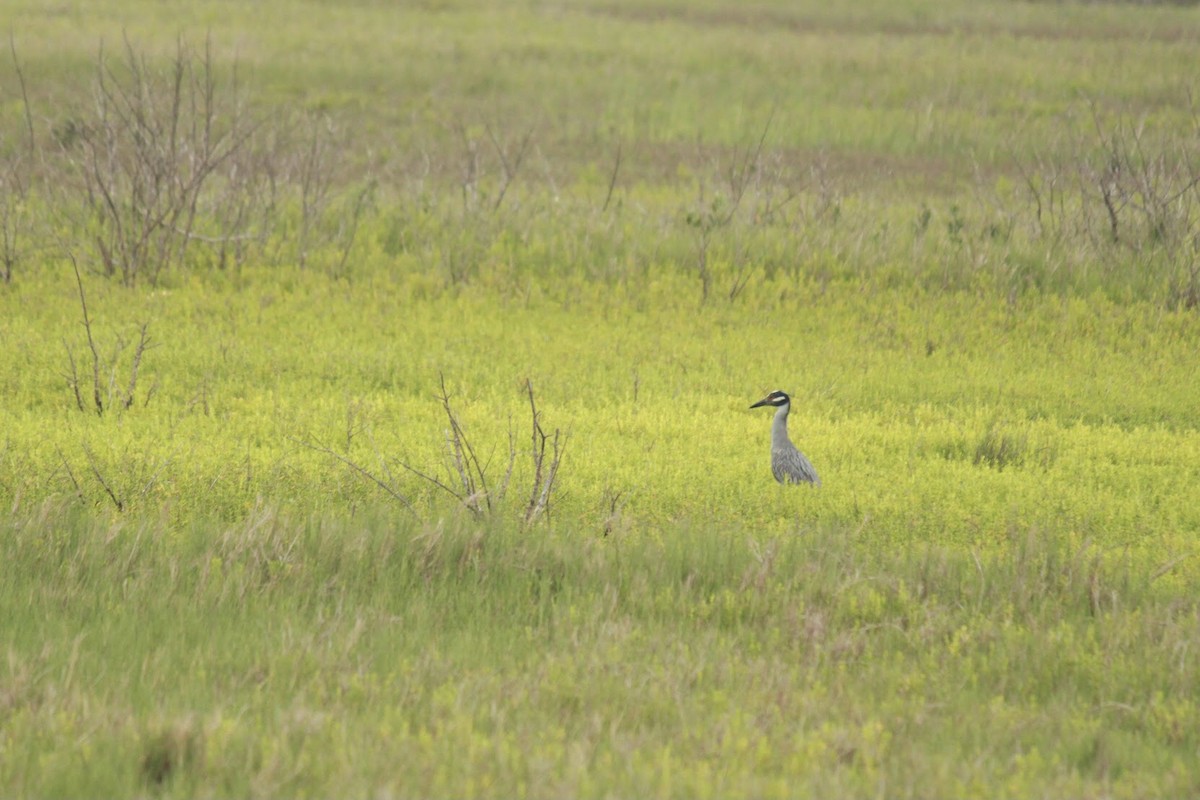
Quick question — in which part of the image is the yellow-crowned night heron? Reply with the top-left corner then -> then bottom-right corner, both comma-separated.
750,390 -> 821,486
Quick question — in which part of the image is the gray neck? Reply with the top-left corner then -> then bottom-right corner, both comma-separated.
771,404 -> 791,448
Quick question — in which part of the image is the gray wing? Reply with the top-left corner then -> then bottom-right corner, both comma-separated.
772,447 -> 821,486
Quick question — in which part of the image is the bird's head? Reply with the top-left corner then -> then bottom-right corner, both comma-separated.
750,390 -> 790,410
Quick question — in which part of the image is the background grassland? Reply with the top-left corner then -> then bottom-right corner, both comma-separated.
2,0 -> 1200,797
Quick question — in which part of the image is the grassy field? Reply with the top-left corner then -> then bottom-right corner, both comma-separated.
3,0 -> 1200,797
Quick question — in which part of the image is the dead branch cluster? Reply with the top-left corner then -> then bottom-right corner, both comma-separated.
0,36 -> 379,412
432,119 -> 537,284
1,36 -> 37,284
404,374 -> 567,524
684,109 -> 810,303
63,252 -> 156,416
298,375 -> 566,526
1015,103 -> 1200,266
66,37 -> 256,284
2,35 -> 374,286
5,32 -> 1200,320
57,439 -> 172,512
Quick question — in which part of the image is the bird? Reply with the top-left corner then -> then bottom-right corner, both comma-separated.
750,390 -> 821,486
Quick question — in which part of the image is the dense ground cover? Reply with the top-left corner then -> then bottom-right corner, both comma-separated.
2,0 -> 1200,796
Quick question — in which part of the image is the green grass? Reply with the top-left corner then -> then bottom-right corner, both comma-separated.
3,0 -> 1200,796
3,507 -> 1199,798
4,265 -> 1199,797
4,268 -> 1198,547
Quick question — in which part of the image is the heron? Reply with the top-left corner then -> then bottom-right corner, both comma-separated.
750,390 -> 821,486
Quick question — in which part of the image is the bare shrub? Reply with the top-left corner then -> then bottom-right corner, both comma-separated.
197,120 -> 283,272
293,113 -> 339,269
1,38 -> 39,283
60,36 -> 261,285
434,118 -> 536,285
521,378 -> 565,524
402,375 -> 566,523
1083,104 -> 1200,255
1012,99 -> 1200,300
0,154 -> 33,284
405,373 -> 511,517
453,118 -> 534,217
62,253 -> 155,415
296,376 -> 566,524
1166,251 -> 1200,310
57,440 -> 172,512
684,111 -> 803,302
221,110 -> 373,275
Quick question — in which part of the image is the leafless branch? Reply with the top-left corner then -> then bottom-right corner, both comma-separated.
68,251 -> 104,415
725,106 -> 776,220
64,250 -> 152,415
65,35 -> 263,284
602,141 -> 623,212
523,378 -> 566,525
436,372 -> 493,514
82,442 -> 123,512
123,323 -> 151,409
56,446 -> 85,504
9,35 -> 35,154
63,341 -> 85,412
290,436 -> 420,518
485,122 -> 535,213
394,459 -> 470,508
305,378 -> 563,523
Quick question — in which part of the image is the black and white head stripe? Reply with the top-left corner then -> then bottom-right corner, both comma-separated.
750,390 -> 791,409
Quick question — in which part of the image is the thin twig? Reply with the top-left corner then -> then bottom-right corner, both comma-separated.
438,372 -> 490,511
726,105 -> 776,221
393,460 -> 472,510
485,122 -> 535,213
67,251 -> 104,415
56,446 -> 85,503
523,378 -> 566,524
602,141 -> 623,212
123,322 -> 151,409
290,436 -> 420,518
82,442 -> 123,512
1151,553 -> 1192,583
9,35 -> 35,155
63,340 -> 85,412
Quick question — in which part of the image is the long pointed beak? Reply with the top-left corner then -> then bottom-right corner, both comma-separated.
750,398 -> 770,409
